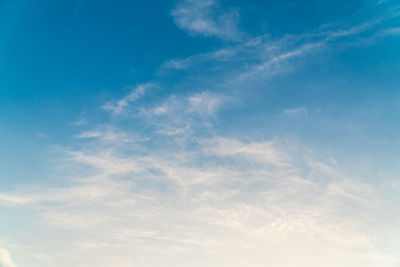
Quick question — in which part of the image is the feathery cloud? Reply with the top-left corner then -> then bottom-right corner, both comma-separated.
0,248 -> 16,267
0,131 -> 398,266
103,83 -> 154,114
172,0 -> 242,41
1,2 -> 400,266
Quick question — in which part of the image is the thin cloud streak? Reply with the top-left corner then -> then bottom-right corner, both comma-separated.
163,6 -> 399,89
103,83 -> 155,114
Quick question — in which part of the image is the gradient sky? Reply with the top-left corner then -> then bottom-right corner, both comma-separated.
1,0 -> 400,266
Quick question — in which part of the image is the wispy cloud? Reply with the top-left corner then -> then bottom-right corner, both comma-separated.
75,125 -> 148,144
103,83 -> 155,114
70,112 -> 88,126
1,1 -> 400,266
0,129 -> 399,266
164,4 -> 399,89
0,247 -> 16,267
283,107 -> 308,117
172,0 -> 242,41
137,90 -> 229,136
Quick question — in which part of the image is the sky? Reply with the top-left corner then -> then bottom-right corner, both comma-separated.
0,0 -> 400,266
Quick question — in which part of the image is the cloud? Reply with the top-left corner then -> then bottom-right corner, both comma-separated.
283,107 -> 308,117
0,131 -> 399,266
359,27 -> 400,45
1,2 -> 400,266
0,248 -> 16,267
160,58 -> 193,70
137,90 -> 229,135
75,125 -> 148,144
159,48 -> 238,73
70,112 -> 88,126
172,0 -> 242,41
103,83 -> 154,114
203,137 -> 288,166
383,27 -> 400,36
164,7 -> 398,88
235,41 -> 324,82
188,91 -> 225,116
1,72 -> 400,264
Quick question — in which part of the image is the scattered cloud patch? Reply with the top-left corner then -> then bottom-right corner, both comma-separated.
188,91 -> 225,116
0,248 -> 16,267
172,0 -> 242,41
103,83 -> 154,114
203,137 -> 288,166
138,91 -> 229,135
75,125 -> 147,144
283,107 -> 308,117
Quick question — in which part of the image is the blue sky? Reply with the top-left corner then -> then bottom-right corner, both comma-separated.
0,0 -> 400,266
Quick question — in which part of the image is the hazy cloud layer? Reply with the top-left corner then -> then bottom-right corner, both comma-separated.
1,1 -> 400,266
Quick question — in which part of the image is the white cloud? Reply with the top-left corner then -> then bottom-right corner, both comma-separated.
235,41 -> 325,82
188,91 -> 224,116
160,48 -> 237,72
0,248 -> 16,267
172,0 -> 242,41
138,90 -> 228,135
103,83 -> 154,114
203,137 -> 288,166
160,58 -> 192,70
283,107 -> 308,117
163,10 -> 396,88
75,125 -> 148,144
0,133 -> 399,266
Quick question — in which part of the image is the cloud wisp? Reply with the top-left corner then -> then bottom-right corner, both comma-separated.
172,0 -> 242,41
103,83 -> 155,115
164,3 -> 400,92
0,247 -> 16,267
